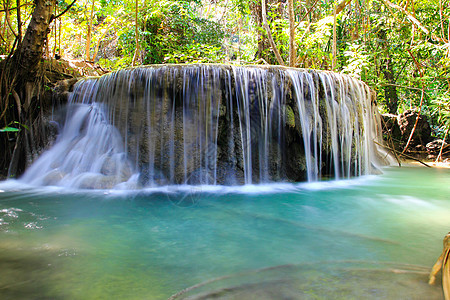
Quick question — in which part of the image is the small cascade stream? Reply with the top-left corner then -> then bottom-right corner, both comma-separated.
21,64 -> 389,188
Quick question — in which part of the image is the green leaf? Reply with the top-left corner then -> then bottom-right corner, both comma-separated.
0,127 -> 20,132
11,121 -> 29,130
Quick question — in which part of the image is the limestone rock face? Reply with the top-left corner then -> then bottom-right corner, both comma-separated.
21,64 -> 389,188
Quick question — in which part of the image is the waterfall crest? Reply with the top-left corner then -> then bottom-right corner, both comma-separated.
21,65 -> 390,188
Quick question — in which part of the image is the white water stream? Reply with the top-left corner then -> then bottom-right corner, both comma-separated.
21,65 -> 390,188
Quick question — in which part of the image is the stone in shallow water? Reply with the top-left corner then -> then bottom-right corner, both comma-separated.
42,169 -> 65,185
172,263 -> 443,300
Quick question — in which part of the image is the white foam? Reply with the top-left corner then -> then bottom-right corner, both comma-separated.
379,194 -> 436,208
0,173 -> 379,198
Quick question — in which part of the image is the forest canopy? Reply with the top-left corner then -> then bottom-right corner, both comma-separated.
0,0 -> 449,142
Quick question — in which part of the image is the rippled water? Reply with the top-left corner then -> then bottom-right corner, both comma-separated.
0,166 -> 449,299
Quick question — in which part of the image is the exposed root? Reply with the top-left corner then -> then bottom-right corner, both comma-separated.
374,140 -> 432,168
429,232 -> 450,300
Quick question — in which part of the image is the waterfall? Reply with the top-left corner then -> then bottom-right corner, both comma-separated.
20,65 -> 389,188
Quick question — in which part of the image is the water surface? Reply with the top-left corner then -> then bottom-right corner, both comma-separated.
0,166 -> 449,299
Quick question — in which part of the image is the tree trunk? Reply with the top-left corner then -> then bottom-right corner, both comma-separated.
378,29 -> 399,114
332,5 -> 337,70
16,0 -> 22,46
288,0 -> 296,67
1,0 -> 56,177
250,0 -> 283,64
86,0 -> 95,62
4,0 -> 17,41
261,0 -> 284,65
132,0 -> 139,66
382,57 -> 399,114
11,0 -> 55,80
249,1 -> 266,61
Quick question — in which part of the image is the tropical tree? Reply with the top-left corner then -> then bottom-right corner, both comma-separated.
0,0 -> 59,175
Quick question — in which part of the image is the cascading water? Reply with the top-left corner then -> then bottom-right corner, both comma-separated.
21,103 -> 135,188
20,64 -> 389,188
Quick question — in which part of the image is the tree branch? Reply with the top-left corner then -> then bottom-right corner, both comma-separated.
381,0 -> 446,43
261,0 -> 285,65
379,116 -> 402,166
288,0 -> 296,67
4,0 -> 18,38
294,0 -> 320,29
435,126 -> 449,162
335,0 -> 352,14
16,0 -> 22,46
439,0 -> 446,42
332,5 -> 337,70
374,141 -> 432,168
401,88 -> 425,154
381,83 -> 428,94
0,2 -> 30,12
50,0 -> 76,22
381,0 -> 429,34
401,48 -> 426,154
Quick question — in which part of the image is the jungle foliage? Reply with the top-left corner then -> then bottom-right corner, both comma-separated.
0,0 -> 449,149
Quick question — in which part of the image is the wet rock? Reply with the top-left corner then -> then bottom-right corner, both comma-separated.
42,169 -> 65,185
43,65 -> 385,186
398,109 -> 431,146
426,139 -> 449,159
75,174 -> 123,189
284,105 -> 296,128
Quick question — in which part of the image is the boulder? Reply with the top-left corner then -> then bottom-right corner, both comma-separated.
426,139 -> 449,159
398,109 -> 431,146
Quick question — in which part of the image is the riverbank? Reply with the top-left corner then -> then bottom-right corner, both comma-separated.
401,159 -> 450,169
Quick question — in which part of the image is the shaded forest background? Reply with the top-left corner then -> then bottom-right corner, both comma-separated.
0,0 -> 449,176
